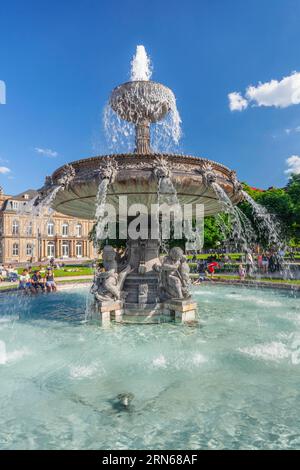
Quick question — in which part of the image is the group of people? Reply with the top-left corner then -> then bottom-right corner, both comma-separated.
0,264 -> 18,282
191,248 -> 290,283
19,267 -> 57,293
256,250 -> 285,273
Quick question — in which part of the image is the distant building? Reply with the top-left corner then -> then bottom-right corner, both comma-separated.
0,186 -> 95,264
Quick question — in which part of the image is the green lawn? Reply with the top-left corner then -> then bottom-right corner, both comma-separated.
16,266 -> 93,277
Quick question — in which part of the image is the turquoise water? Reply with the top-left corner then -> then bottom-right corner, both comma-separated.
0,285 -> 300,450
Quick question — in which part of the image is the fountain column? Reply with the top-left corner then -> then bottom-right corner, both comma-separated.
135,119 -> 151,154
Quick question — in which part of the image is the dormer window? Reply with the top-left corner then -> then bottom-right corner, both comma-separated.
12,201 -> 19,210
23,194 -> 29,200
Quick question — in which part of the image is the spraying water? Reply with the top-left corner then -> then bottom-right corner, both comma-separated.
95,179 -> 110,241
94,159 -> 118,242
130,45 -> 152,81
241,190 -> 282,247
104,45 -> 181,153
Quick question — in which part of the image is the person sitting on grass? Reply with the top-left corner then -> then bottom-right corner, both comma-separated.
31,270 -> 45,293
19,269 -> 32,292
45,269 -> 57,292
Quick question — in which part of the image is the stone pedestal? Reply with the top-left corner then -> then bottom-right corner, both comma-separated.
98,300 -> 124,326
163,299 -> 198,324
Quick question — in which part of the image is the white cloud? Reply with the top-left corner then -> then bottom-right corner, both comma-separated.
246,72 -> 300,108
35,147 -> 58,158
285,155 -> 300,175
228,92 -> 248,111
0,166 -> 11,174
229,71 -> 300,111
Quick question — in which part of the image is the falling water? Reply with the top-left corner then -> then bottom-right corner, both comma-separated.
104,45 -> 182,153
130,45 -> 152,81
95,178 -> 110,241
156,173 -> 179,253
241,190 -> 282,247
211,181 -> 247,250
17,194 -> 41,217
103,104 -> 135,153
94,159 -> 118,243
156,159 -> 201,253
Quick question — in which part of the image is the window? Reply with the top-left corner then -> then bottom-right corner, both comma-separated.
12,201 -> 19,210
76,241 -> 82,257
26,243 -> 33,256
76,223 -> 82,237
62,241 -> 69,257
12,243 -> 19,256
47,221 -> 55,236
62,223 -> 69,237
12,219 -> 19,235
26,221 -> 33,236
47,242 -> 55,258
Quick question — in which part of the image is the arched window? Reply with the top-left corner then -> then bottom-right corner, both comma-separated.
47,221 -> 55,236
62,241 -> 69,257
12,243 -> 19,256
62,222 -> 69,237
12,219 -> 19,235
76,223 -> 82,237
26,243 -> 33,256
76,241 -> 82,257
47,241 -> 55,258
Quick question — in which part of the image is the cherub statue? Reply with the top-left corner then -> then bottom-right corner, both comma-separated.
91,245 -> 131,303
157,246 -> 191,300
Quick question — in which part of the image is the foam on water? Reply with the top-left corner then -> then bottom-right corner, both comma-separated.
239,342 -> 290,362
69,363 -> 100,379
0,340 -> 30,365
225,293 -> 282,307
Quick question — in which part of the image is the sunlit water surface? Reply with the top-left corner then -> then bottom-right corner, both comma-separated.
1,285 -> 300,450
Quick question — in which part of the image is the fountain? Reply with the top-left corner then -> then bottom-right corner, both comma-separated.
36,45 -> 246,324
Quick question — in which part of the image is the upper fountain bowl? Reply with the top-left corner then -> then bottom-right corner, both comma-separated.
110,81 -> 174,124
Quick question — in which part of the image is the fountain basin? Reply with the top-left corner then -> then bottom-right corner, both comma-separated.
1,285 -> 300,450
50,153 -> 243,219
110,81 -> 174,123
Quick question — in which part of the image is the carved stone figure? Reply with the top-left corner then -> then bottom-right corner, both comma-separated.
197,163 -> 217,186
44,175 -> 54,190
96,158 -> 118,183
57,164 -> 76,190
158,246 -> 191,300
91,245 -> 131,303
154,157 -> 171,179
228,170 -> 243,194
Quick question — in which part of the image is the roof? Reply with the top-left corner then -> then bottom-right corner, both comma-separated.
13,189 -> 38,201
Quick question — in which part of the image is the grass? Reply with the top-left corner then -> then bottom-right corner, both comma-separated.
16,266 -> 93,277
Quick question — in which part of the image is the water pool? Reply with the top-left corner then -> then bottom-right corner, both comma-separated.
0,285 -> 300,450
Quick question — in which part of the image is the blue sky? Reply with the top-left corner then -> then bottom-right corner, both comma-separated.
1,0 -> 300,194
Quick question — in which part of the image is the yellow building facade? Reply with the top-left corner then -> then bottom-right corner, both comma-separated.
0,187 -> 95,264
